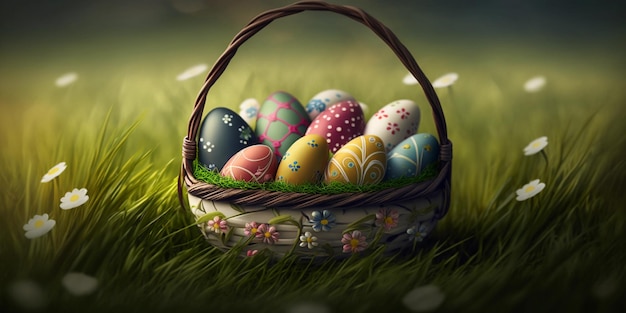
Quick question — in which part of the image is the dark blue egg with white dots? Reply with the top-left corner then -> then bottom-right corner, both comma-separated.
384,133 -> 439,180
197,107 -> 259,171
305,89 -> 355,120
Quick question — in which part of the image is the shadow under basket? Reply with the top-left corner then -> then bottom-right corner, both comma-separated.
178,0 -> 453,260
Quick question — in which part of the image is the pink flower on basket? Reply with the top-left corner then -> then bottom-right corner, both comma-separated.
257,223 -> 279,244
244,222 -> 261,237
207,216 -> 228,233
375,208 -> 399,231
341,230 -> 368,253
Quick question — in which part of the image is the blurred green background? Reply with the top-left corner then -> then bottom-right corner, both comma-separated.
1,1 -> 625,312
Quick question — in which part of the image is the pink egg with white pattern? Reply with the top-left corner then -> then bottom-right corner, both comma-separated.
220,144 -> 278,183
305,100 -> 365,153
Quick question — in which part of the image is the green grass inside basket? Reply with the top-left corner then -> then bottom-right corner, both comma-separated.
193,159 -> 439,194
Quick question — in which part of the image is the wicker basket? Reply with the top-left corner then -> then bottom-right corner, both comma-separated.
178,0 -> 452,259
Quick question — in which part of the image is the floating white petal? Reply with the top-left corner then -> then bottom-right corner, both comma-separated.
402,72 -> 419,85
524,76 -> 546,92
55,72 -> 78,87
402,284 -> 446,312
41,161 -> 67,183
516,179 -> 546,201
8,280 -> 48,310
23,214 -> 56,239
62,272 -> 99,296
176,64 -> 208,81
60,188 -> 90,210
523,136 -> 548,156
286,301 -> 331,313
432,72 -> 459,88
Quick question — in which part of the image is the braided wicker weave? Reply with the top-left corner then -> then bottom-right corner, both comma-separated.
178,0 -> 452,259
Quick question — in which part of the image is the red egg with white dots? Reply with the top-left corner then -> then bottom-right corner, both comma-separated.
305,100 -> 365,153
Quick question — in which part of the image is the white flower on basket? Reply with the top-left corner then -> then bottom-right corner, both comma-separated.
41,161 -> 67,183
60,188 -> 89,210
524,75 -> 546,93
62,272 -> 98,296
176,63 -> 208,81
299,232 -> 319,249
432,72 -> 459,88
402,72 -> 419,85
516,179 -> 546,201
523,136 -> 548,156
23,214 -> 56,239
55,72 -> 78,87
239,98 -> 260,125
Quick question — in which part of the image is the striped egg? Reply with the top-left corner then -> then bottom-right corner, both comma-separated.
324,135 -> 386,185
220,144 -> 278,183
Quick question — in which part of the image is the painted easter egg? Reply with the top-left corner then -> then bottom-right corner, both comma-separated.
220,144 -> 278,183
364,99 -> 420,153
305,100 -> 365,153
305,89 -> 356,120
324,135 -> 386,185
255,91 -> 311,159
384,133 -> 440,181
198,107 -> 258,171
275,134 -> 329,185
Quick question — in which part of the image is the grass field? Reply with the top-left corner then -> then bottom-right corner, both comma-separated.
1,9 -> 625,313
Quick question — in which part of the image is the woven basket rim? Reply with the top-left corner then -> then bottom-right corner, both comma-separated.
178,0 -> 453,219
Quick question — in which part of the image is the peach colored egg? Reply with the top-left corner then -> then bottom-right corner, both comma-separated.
221,144 -> 278,183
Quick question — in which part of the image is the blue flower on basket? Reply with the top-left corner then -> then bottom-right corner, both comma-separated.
406,222 -> 430,242
310,210 -> 336,232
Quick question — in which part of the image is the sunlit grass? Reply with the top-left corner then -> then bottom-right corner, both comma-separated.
0,31 -> 624,313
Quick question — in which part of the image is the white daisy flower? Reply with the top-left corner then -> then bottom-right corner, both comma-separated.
432,72 -> 459,88
60,188 -> 89,210
62,272 -> 99,296
402,284 -> 446,312
516,179 -> 546,201
55,72 -> 78,87
23,214 -> 56,239
524,75 -> 546,92
176,63 -> 208,81
41,161 -> 67,183
523,136 -> 548,156
402,72 -> 419,85
8,280 -> 48,310
299,231 -> 319,249
238,98 -> 260,125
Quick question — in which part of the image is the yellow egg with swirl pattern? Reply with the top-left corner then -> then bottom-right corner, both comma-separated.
324,135 -> 386,185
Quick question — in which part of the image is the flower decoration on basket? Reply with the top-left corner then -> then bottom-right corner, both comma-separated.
179,0 -> 453,260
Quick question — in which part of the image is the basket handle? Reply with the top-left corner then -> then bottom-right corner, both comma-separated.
180,0 -> 452,211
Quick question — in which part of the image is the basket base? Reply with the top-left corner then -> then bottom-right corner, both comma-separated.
188,191 -> 443,259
